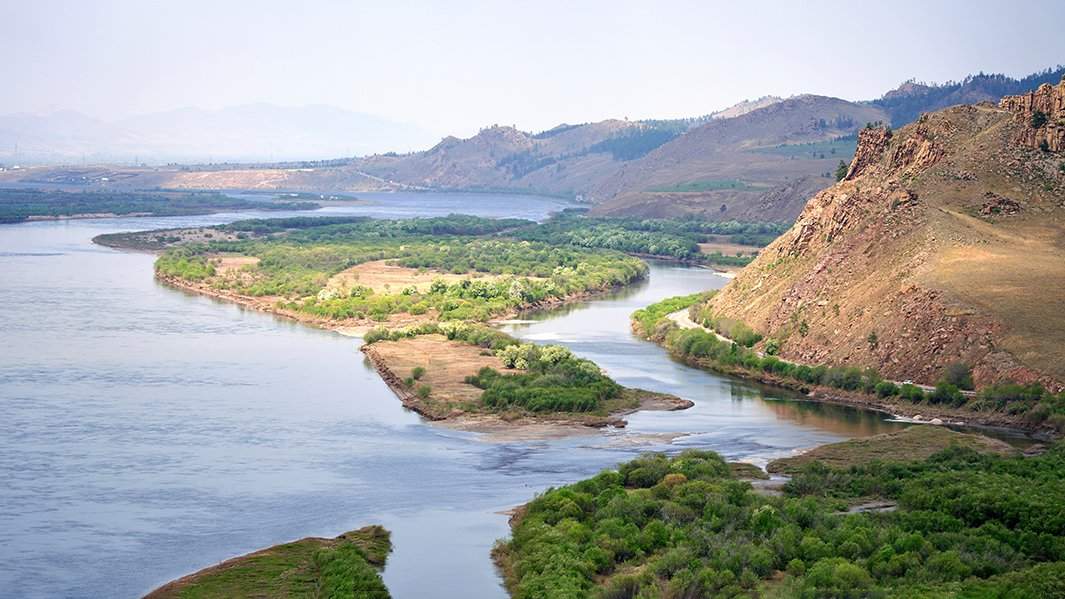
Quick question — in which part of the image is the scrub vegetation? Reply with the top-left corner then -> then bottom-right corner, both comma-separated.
633,294 -> 1065,431
0,188 -> 317,223
496,434 -> 1065,598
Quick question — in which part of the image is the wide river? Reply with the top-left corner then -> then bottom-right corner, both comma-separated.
0,192 -> 906,598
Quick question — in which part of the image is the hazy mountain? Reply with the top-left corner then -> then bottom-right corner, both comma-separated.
0,104 -> 435,165
871,65 -> 1065,126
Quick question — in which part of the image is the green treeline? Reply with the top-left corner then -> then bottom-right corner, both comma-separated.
632,294 -> 1065,430
364,322 -> 627,415
0,188 -> 317,223
512,211 -> 786,264
498,444 -> 1065,598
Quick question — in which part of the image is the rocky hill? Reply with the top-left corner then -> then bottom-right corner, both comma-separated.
703,77 -> 1065,389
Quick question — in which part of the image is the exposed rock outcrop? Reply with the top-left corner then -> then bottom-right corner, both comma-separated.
999,76 -> 1065,152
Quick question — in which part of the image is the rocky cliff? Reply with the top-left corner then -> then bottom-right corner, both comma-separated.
999,76 -> 1065,152
704,90 -> 1065,389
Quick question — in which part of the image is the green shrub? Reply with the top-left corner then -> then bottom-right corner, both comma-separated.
415,384 -> 432,399
1032,110 -> 1048,128
411,366 -> 426,380
941,362 -> 974,390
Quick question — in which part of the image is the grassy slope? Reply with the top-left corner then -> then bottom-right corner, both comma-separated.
766,425 -> 1019,474
146,526 -> 391,599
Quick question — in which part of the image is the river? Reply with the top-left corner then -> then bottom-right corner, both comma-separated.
0,192 -> 905,598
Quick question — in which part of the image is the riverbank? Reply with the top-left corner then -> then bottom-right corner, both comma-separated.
631,297 -> 1058,438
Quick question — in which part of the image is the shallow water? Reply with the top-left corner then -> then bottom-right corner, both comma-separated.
0,193 -> 905,599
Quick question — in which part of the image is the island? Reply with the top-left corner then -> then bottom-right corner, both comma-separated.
145,525 -> 392,598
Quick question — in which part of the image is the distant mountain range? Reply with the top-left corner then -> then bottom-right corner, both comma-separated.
0,104 -> 436,165
3,65 -> 1061,222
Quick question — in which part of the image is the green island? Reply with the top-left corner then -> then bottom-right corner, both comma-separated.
0,188 -> 318,223
132,215 -> 648,326
631,293 -> 1065,433
360,322 -> 691,428
513,209 -> 787,266
145,525 -> 392,598
495,426 -> 1064,598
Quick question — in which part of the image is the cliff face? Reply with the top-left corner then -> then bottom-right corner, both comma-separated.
999,76 -> 1065,152
706,93 -> 1065,389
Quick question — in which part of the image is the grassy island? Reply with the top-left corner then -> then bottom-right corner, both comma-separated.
146,525 -> 392,599
496,427 -> 1064,598
360,323 -> 691,429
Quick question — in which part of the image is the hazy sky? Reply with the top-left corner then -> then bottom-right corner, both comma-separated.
5,0 -> 1065,137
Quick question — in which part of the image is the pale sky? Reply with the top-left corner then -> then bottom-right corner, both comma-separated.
4,0 -> 1065,137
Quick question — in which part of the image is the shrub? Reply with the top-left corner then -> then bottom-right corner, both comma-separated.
411,366 -> 426,380
899,383 -> 926,402
875,380 -> 900,397
941,362 -> 974,390
928,382 -> 965,406
416,384 -> 432,399
1031,110 -> 1048,128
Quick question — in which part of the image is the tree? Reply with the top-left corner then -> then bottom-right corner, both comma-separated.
1031,110 -> 1048,128
834,160 -> 849,181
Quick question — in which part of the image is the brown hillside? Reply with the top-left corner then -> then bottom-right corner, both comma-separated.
704,77 -> 1065,389
589,95 -> 889,221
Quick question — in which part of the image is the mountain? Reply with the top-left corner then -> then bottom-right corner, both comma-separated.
587,95 -> 888,221
0,104 -> 434,164
872,65 -> 1065,127
710,95 -> 783,119
702,77 -> 1065,389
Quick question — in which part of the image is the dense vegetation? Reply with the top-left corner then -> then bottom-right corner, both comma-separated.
0,188 -> 316,223
513,211 -> 786,263
499,442 -> 1065,598
634,294 -> 1065,430
363,322 -> 626,414
155,215 -> 647,322
587,126 -> 681,161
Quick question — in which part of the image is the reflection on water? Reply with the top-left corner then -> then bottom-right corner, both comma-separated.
2,201 -> 911,599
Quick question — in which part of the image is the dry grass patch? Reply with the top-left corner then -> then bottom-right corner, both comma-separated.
698,241 -> 759,257
369,334 -> 504,404
327,259 -> 530,294
766,425 -> 1019,474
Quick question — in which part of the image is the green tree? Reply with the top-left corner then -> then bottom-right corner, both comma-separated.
941,362 -> 974,390
834,160 -> 849,181
1031,110 -> 1048,128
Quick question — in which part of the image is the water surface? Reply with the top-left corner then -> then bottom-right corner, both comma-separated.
0,193 -> 904,598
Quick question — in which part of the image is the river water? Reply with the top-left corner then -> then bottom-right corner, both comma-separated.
0,192 -> 905,598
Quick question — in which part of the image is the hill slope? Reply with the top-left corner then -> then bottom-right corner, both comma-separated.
703,77 -> 1065,389
588,95 -> 888,221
